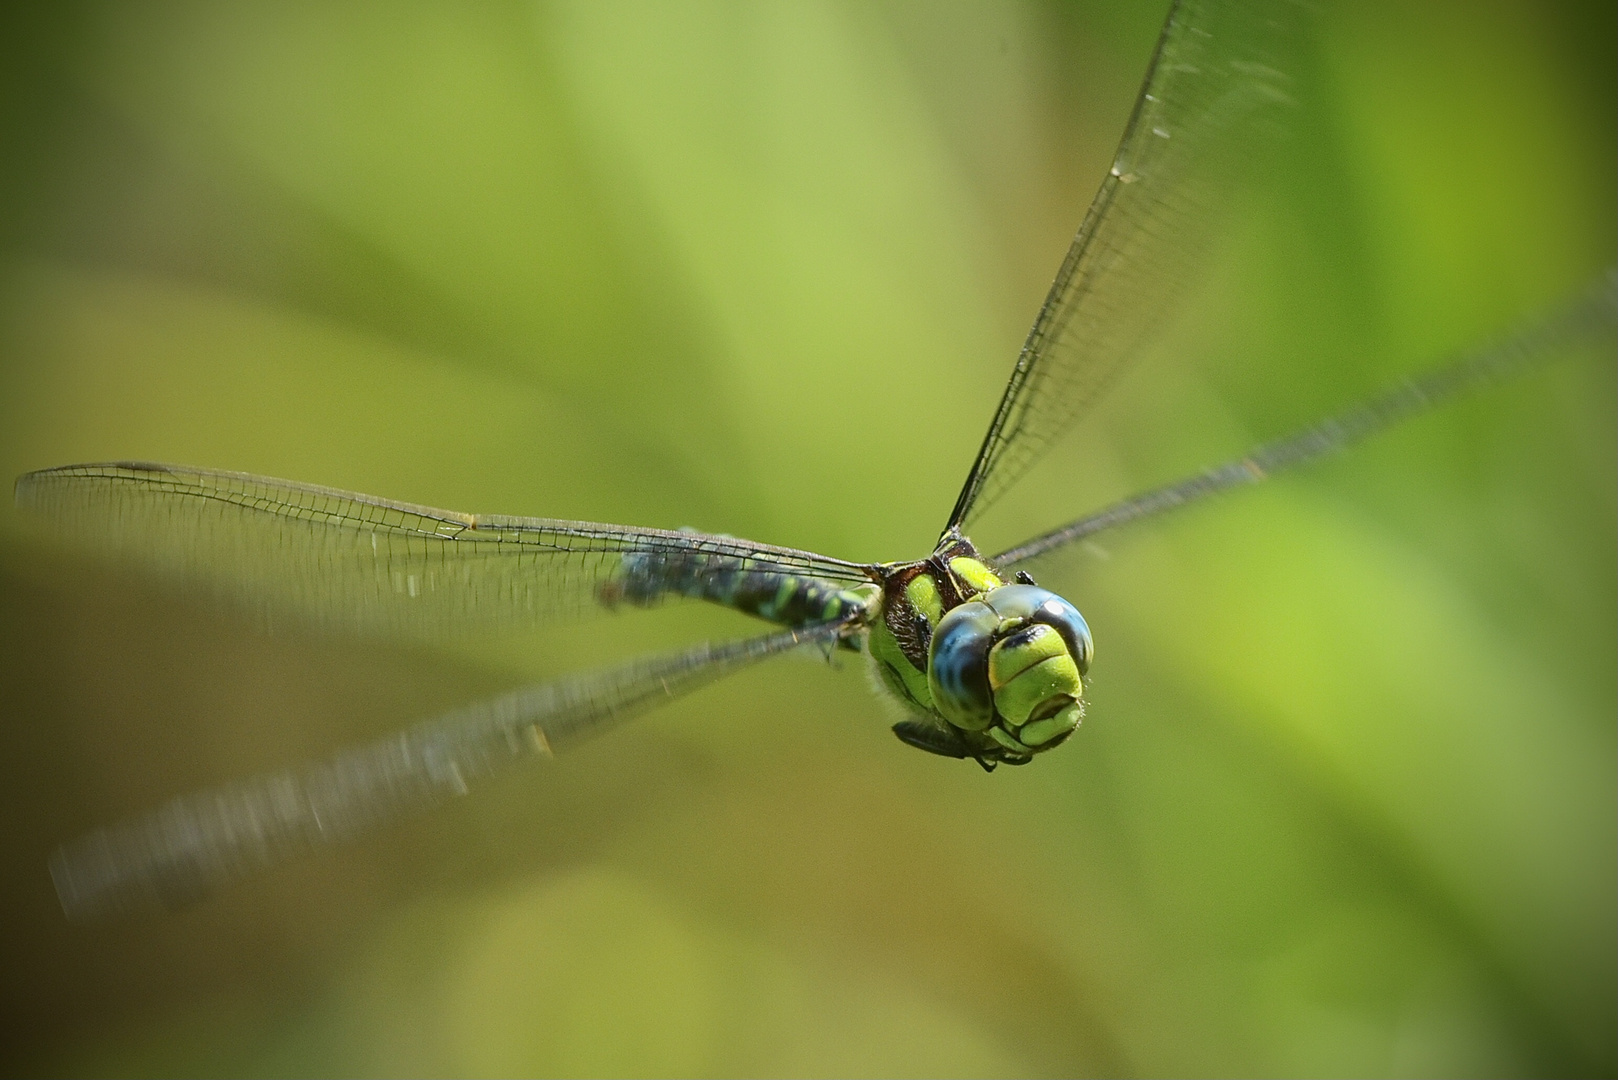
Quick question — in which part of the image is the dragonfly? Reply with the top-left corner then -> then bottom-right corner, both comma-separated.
19,0 -> 1616,921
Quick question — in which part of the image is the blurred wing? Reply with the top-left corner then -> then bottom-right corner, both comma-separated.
15,463 -> 870,639
50,617 -> 849,920
945,0 -> 1309,532
995,270 -> 1618,570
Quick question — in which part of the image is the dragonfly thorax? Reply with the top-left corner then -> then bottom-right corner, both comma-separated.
868,535 -> 1092,769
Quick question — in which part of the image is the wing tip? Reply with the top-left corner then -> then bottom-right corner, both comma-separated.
49,831 -> 218,923
16,461 -> 177,510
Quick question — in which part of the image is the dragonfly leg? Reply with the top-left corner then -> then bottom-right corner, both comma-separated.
890,719 -> 972,760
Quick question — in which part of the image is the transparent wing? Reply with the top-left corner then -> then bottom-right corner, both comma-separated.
50,617 -> 850,920
995,270 -> 1618,570
15,463 -> 871,639
945,0 -> 1309,532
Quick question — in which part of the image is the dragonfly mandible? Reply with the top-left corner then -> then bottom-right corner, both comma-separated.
17,0 -> 1617,921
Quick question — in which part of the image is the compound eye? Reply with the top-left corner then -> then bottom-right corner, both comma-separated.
926,600 -> 998,730
984,584 -> 1093,676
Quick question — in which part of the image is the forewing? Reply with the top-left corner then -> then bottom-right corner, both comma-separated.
946,0 -> 1310,531
15,463 -> 869,639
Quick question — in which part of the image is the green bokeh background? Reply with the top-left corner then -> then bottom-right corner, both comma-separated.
1,1 -> 1613,1076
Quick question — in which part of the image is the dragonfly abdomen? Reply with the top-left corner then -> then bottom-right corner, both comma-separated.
612,542 -> 871,629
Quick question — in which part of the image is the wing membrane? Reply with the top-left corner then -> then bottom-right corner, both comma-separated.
15,463 -> 870,639
946,0 -> 1309,532
995,271 -> 1618,569
50,617 -> 849,920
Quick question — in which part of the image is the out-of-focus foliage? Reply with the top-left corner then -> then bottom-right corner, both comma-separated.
0,1 -> 1612,1076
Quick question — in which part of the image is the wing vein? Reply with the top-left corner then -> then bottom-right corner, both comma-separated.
49,617 -> 852,920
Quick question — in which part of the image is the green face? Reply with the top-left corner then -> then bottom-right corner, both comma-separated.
869,540 -> 1091,768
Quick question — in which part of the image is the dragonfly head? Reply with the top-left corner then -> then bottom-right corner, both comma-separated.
926,584 -> 1091,762
869,545 -> 1092,766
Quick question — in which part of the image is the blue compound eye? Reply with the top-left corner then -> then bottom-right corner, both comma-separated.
984,584 -> 1093,676
926,600 -> 998,730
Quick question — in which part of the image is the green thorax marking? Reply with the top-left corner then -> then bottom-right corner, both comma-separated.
867,534 -> 1006,713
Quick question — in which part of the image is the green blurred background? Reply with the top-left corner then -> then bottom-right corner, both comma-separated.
0,1 -> 1613,1075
